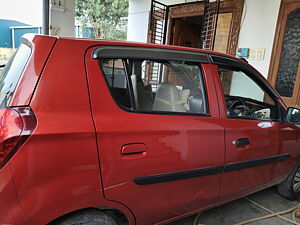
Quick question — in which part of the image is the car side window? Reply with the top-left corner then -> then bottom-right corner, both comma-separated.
218,66 -> 279,121
100,58 -> 208,115
100,59 -> 132,109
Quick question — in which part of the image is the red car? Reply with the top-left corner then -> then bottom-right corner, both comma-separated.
1,34 -> 300,225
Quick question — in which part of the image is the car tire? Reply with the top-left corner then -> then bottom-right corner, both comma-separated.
277,160 -> 300,200
52,209 -> 118,225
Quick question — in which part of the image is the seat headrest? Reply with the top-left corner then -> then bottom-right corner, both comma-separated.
153,83 -> 187,112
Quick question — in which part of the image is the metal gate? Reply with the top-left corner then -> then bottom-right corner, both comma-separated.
148,0 -> 220,49
147,0 -> 220,90
201,0 -> 221,50
148,0 -> 169,45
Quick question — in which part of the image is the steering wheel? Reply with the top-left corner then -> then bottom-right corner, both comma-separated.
225,96 -> 249,117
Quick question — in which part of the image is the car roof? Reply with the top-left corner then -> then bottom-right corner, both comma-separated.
21,33 -> 245,64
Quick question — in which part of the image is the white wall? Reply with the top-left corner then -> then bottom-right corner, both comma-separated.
50,0 -> 75,37
0,0 -> 43,26
237,0 -> 281,78
127,0 -> 151,42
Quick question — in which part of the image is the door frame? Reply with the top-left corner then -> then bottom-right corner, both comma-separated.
165,0 -> 244,55
268,0 -> 300,107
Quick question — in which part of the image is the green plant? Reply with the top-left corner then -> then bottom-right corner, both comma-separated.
75,0 -> 128,40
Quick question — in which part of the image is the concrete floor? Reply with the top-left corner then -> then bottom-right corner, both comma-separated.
168,187 -> 300,225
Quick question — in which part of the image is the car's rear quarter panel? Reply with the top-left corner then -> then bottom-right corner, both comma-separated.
9,39 -> 104,224
10,35 -> 57,107
0,164 -> 32,225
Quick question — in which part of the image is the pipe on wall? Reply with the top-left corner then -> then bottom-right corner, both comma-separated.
43,0 -> 50,35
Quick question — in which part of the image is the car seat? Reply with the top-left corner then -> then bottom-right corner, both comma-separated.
153,83 -> 187,112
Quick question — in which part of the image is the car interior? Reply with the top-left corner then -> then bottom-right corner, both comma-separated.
218,67 -> 279,120
100,59 -> 207,115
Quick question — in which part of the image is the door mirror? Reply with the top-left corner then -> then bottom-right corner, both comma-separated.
287,107 -> 300,124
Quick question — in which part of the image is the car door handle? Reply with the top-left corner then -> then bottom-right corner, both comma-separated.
234,138 -> 250,147
121,143 -> 146,155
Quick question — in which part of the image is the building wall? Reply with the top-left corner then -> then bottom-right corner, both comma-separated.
237,0 -> 281,77
127,0 -> 151,42
0,20 -> 28,48
127,0 -> 281,79
50,0 -> 75,37
13,27 -> 41,47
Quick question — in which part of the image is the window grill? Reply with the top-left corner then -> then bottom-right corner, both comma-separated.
147,0 -> 220,90
148,0 -> 169,45
148,0 -> 221,49
201,0 -> 221,50
147,1 -> 169,91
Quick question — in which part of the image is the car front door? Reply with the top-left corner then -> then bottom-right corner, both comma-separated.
210,55 -> 290,200
85,46 -> 225,224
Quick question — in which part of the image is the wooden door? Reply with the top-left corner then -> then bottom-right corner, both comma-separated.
269,0 -> 300,107
165,0 -> 244,55
170,19 -> 201,48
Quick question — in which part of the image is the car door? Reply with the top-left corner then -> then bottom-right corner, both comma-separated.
209,55 -> 290,199
85,46 -> 225,225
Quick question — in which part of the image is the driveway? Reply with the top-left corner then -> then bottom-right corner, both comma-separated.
168,187 -> 300,225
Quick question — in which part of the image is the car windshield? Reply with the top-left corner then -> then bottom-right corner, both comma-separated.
0,44 -> 31,108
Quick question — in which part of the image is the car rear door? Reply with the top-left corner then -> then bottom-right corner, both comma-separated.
85,45 -> 225,224
209,55 -> 290,199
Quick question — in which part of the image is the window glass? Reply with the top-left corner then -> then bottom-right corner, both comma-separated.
100,58 -> 208,115
218,67 -> 279,120
0,44 -> 31,108
100,59 -> 132,109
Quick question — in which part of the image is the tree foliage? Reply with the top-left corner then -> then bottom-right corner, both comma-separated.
75,0 -> 128,40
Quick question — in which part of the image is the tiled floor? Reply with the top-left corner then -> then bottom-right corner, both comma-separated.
168,187 -> 300,225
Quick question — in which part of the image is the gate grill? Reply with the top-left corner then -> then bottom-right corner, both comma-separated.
148,0 -> 169,44
201,0 -> 221,50
146,0 -> 169,90
147,0 -> 221,91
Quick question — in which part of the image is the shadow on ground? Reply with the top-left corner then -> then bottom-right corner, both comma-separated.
168,187 -> 300,225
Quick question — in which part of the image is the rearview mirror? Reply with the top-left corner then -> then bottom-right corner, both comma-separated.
287,107 -> 300,124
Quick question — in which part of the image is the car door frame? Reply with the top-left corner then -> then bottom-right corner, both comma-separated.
208,54 -> 293,200
85,44 -> 226,224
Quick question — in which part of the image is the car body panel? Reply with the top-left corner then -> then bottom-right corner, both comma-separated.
0,164 -> 32,225
221,119 -> 280,198
85,47 -> 225,224
9,39 -> 104,224
0,35 -> 299,225
10,34 -> 57,107
209,61 -> 300,199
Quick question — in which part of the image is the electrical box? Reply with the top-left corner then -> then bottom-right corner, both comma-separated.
237,48 -> 249,58
249,48 -> 265,60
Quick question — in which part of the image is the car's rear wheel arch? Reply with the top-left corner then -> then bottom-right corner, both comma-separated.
47,207 -> 130,225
